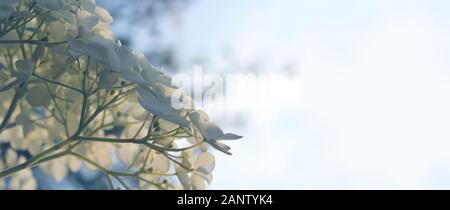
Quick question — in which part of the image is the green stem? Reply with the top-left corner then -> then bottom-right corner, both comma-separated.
0,84 -> 25,134
0,40 -> 67,46
78,57 -> 90,133
33,73 -> 82,93
0,138 -> 76,179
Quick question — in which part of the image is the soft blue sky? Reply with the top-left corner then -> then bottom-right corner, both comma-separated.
112,0 -> 450,189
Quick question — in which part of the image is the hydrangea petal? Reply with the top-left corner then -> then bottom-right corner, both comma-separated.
153,153 -> 170,172
222,133 -> 243,140
195,152 -> 215,174
203,122 -> 225,140
6,149 -> 17,167
98,69 -> 118,89
178,173 -> 191,190
80,0 -> 95,13
26,85 -> 51,107
191,174 -> 206,190
15,59 -> 33,74
36,0 -> 64,10
94,6 -> 113,23
209,140 -> 232,155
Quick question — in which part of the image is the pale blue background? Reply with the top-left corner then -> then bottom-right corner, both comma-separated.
104,0 -> 450,189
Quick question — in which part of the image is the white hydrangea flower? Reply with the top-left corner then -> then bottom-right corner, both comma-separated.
67,155 -> 82,172
175,151 -> 215,190
116,143 -> 142,165
78,0 -> 94,12
74,142 -> 113,170
0,0 -> 241,190
76,4 -> 113,39
175,150 -> 194,189
138,85 -> 190,128
151,152 -> 170,173
5,148 -> 18,167
49,157 -> 69,182
14,108 -> 35,137
189,110 -> 242,155
191,152 -> 215,190
48,21 -> 67,42
35,0 -> 76,24
68,27 -> 120,70
10,167 -> 37,190
45,117 -> 67,142
3,150 -> 37,190
98,69 -> 118,89
25,85 -> 52,107
15,59 -> 33,80
35,0 -> 67,11
195,152 -> 215,176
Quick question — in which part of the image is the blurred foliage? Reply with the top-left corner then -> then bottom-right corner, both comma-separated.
97,0 -> 191,70
0,0 -> 239,190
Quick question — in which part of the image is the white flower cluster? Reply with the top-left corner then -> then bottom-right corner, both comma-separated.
0,0 -> 241,190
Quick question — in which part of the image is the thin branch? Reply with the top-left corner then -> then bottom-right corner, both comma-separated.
33,73 -> 82,93
0,84 -> 25,134
0,40 -> 68,46
0,138 -> 76,179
